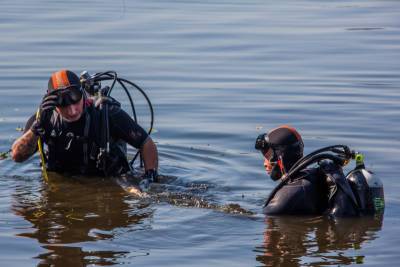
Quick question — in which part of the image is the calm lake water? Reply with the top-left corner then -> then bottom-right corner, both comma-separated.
1,0 -> 399,266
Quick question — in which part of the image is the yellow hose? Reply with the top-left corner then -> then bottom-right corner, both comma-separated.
36,110 -> 49,183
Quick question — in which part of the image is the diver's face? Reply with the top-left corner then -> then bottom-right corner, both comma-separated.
264,158 -> 274,174
56,98 -> 84,122
263,148 -> 276,174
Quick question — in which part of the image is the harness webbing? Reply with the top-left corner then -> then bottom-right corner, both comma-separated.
83,111 -> 90,167
36,109 -> 49,183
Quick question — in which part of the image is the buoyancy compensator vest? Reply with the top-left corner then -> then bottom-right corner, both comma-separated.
45,100 -> 130,176
318,160 -> 359,217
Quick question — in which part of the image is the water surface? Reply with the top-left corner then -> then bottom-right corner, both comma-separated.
1,0 -> 400,266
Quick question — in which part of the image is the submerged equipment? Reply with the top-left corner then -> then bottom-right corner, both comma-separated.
264,145 -> 384,216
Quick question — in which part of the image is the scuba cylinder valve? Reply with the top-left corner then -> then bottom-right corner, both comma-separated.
80,71 -> 102,95
346,153 -> 385,215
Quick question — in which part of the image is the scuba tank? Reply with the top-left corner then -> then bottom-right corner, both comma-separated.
346,154 -> 385,215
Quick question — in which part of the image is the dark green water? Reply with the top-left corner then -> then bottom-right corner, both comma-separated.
1,0 -> 399,266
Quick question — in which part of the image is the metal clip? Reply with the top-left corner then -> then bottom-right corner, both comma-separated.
65,132 -> 74,150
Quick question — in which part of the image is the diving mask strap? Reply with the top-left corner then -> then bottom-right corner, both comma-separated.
277,155 -> 286,176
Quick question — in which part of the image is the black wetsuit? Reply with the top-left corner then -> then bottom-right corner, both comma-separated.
264,161 -> 359,217
25,101 -> 148,176
264,168 -> 328,215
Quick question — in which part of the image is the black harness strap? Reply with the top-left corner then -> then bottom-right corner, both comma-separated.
46,111 -> 60,169
83,111 -> 90,167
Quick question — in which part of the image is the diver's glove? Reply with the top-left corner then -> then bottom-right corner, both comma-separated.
30,93 -> 58,136
139,169 -> 158,191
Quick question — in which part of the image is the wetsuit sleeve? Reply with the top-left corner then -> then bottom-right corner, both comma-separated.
108,106 -> 149,149
23,113 -> 52,142
24,114 -> 36,133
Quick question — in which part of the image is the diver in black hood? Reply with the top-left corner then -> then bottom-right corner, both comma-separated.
255,125 -> 384,217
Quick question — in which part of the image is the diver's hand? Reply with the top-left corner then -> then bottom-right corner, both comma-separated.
30,93 -> 58,136
139,169 -> 158,191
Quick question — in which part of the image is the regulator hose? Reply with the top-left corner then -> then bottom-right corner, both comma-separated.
264,145 -> 353,206
81,71 -> 154,168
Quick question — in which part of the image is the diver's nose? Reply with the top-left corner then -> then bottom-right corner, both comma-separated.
66,103 -> 80,116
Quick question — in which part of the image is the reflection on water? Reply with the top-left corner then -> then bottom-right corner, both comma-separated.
9,171 -> 253,265
1,0 -> 399,265
11,173 -> 152,265
256,216 -> 383,267
36,246 -> 130,266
